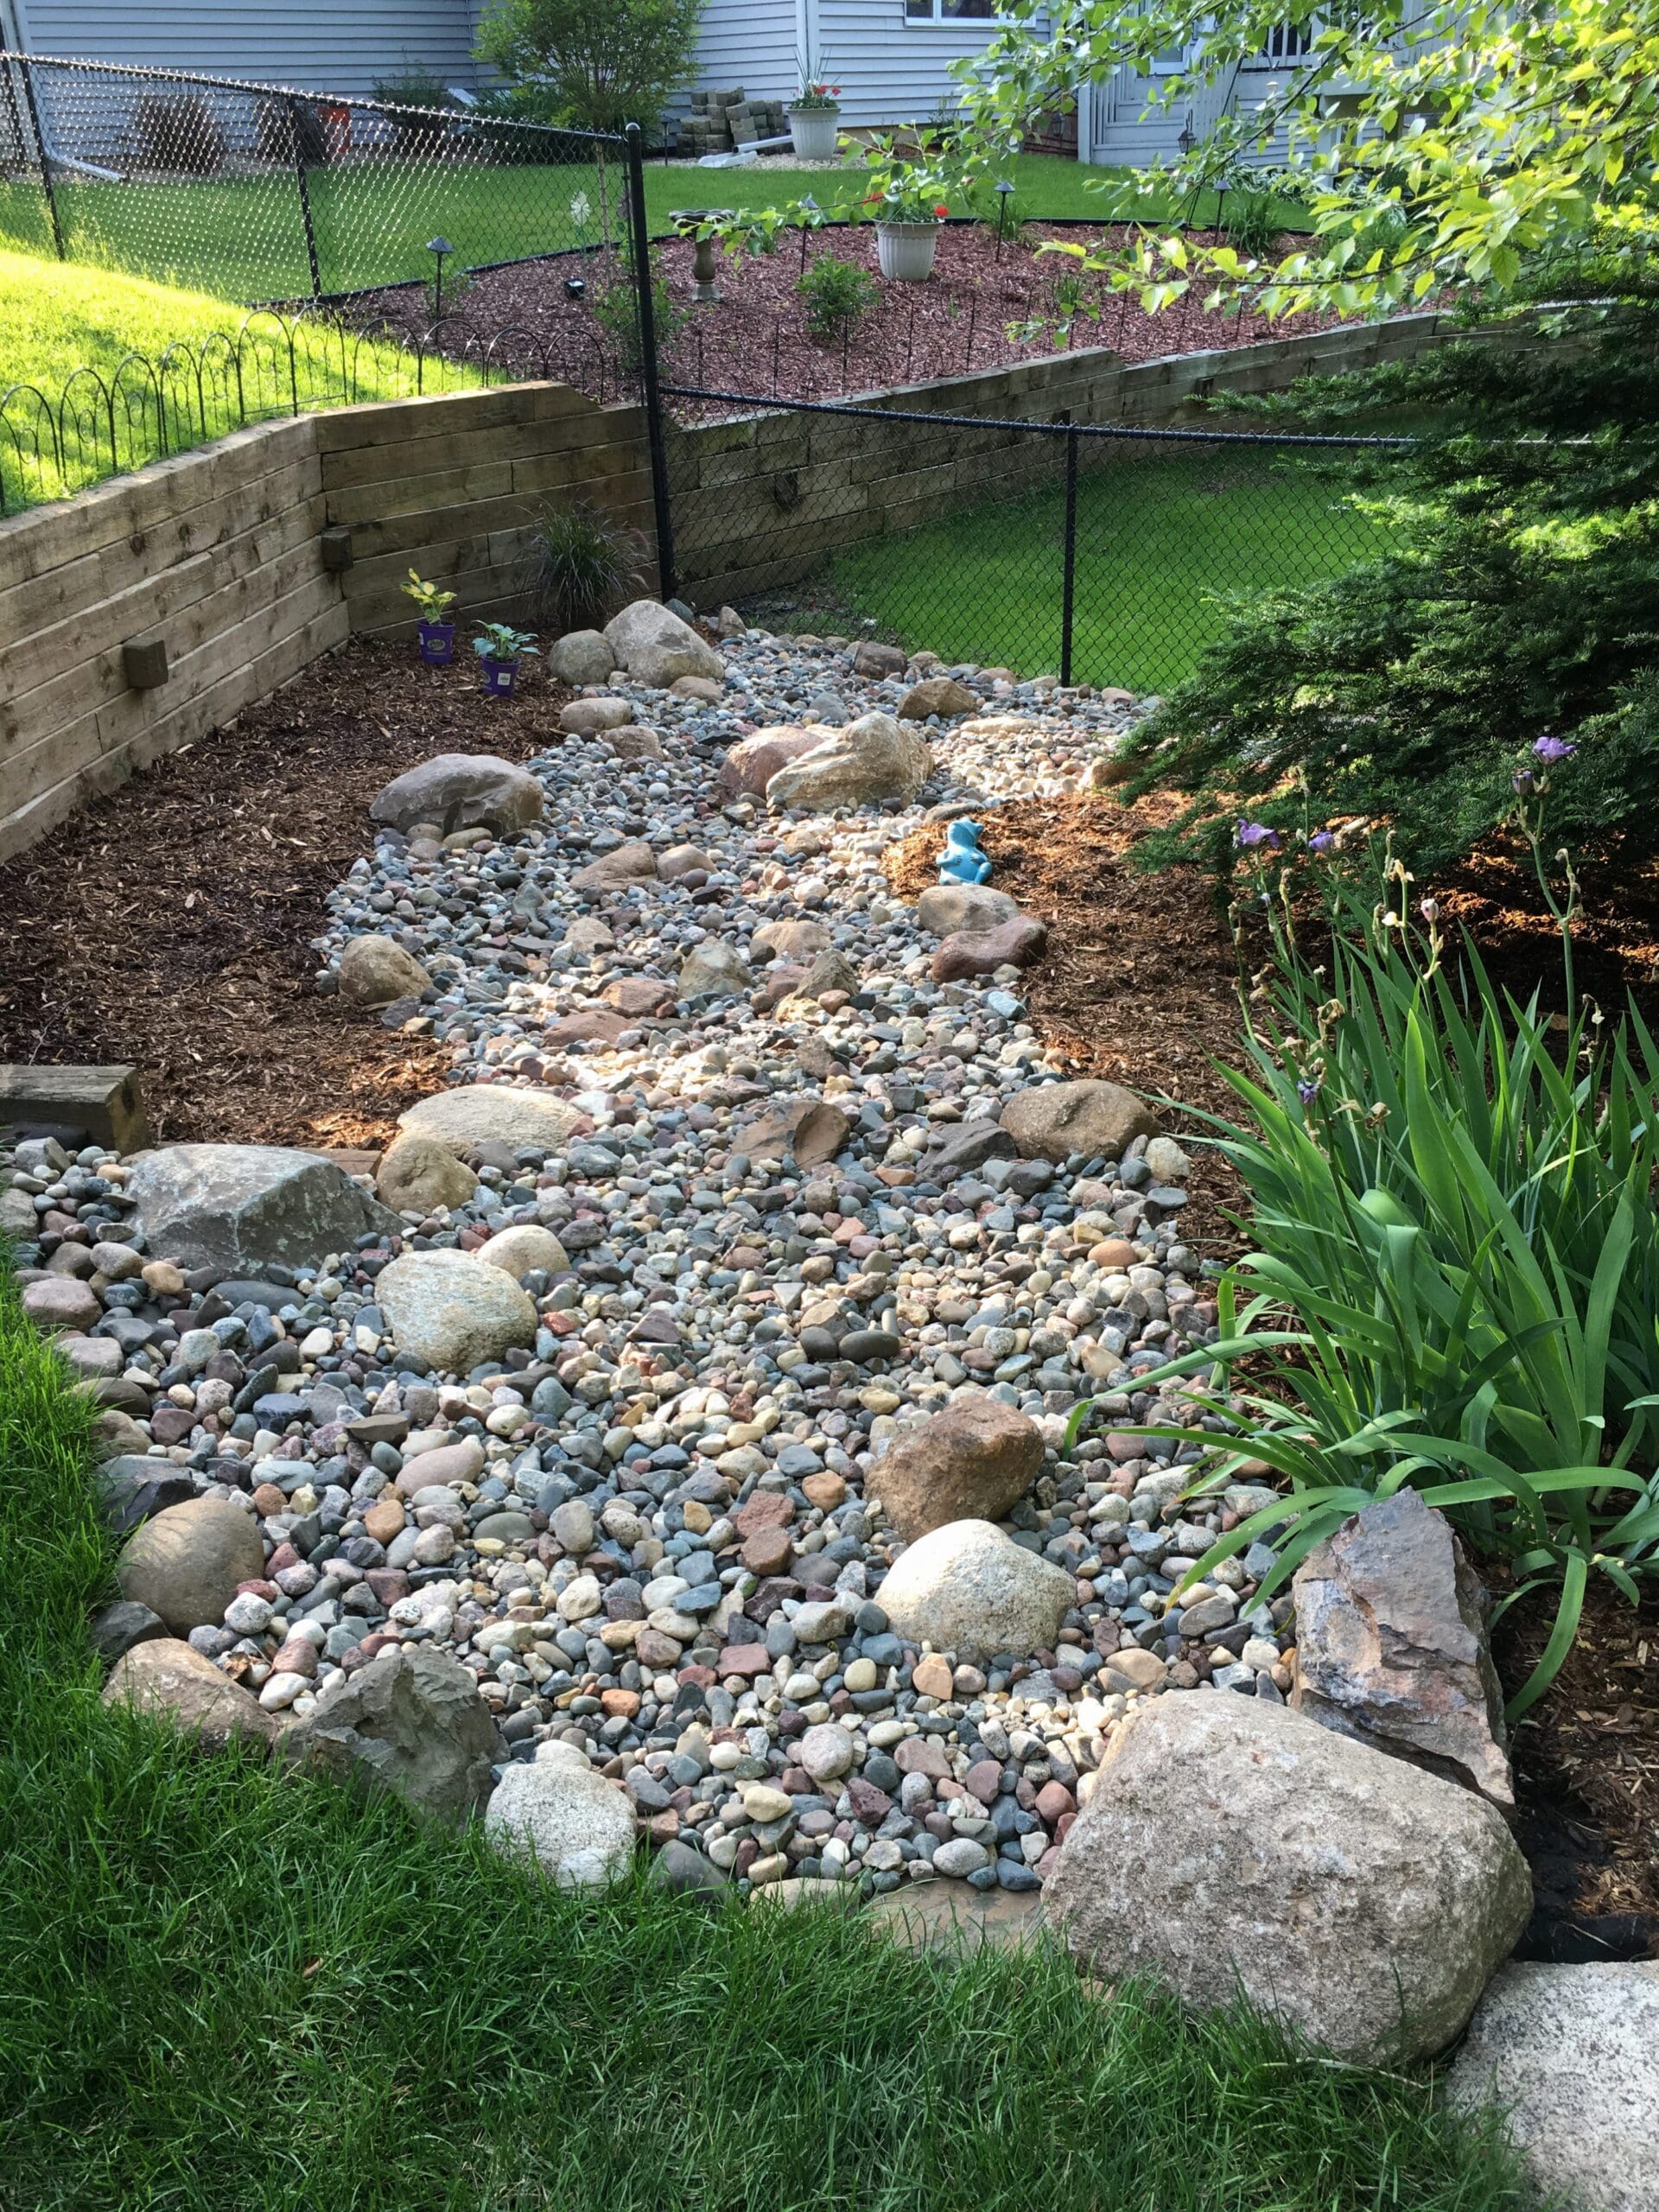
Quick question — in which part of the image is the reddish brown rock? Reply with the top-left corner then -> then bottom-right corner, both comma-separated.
930,915 -> 1048,984
717,727 -> 825,798
604,724 -> 663,760
897,676 -> 979,721
601,976 -> 672,1017
912,1652 -> 955,1700
741,1525 -> 793,1576
718,1643 -> 774,1679
734,1492 -> 793,1536
545,1008 -> 630,1047
867,1392 -> 1045,1542
801,1471 -> 847,1510
736,1098 -> 852,1170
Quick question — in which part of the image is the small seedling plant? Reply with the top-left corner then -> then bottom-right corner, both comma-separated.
473,622 -> 538,662
402,570 -> 457,621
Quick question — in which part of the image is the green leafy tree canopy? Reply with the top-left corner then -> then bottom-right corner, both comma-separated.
475,0 -> 707,136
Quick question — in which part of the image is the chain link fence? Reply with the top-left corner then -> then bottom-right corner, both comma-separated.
664,390 -> 1408,696
0,51 -> 637,305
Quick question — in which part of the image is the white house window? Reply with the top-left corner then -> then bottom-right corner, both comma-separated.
906,0 -> 1002,19
1262,21 -> 1314,57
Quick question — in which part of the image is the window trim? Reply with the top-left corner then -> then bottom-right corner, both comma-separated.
902,0 -> 1022,24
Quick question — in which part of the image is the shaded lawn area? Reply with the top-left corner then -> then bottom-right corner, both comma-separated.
0,1257 -> 1524,2212
824,445 -> 1394,693
0,152 -> 1301,306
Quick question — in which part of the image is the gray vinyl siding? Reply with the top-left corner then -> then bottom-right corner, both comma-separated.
679,0 -> 798,109
812,0 -> 1008,127
6,0 -> 487,96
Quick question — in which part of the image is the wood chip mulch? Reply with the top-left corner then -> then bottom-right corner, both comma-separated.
884,791 -> 1249,1262
0,639 -> 573,1153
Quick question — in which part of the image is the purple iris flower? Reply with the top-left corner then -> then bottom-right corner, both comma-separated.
1236,819 -> 1281,850
1297,1077 -> 1321,1105
1306,830 -> 1337,854
1512,766 -> 1535,797
1532,734 -> 1576,763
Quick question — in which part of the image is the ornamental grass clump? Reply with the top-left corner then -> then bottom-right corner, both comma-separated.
1075,750 -> 1659,1712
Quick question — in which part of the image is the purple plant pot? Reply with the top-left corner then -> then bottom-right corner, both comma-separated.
417,619 -> 455,665
478,656 -> 518,697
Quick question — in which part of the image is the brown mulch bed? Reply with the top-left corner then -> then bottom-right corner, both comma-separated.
1497,1577 -> 1659,1959
348,222 -> 1352,414
884,791 -> 1248,1260
0,639 -> 572,1153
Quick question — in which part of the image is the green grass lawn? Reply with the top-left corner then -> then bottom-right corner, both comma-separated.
0,247 -> 471,510
0,152 -> 1294,309
0,1251 -> 1526,2212
822,444 -> 1391,694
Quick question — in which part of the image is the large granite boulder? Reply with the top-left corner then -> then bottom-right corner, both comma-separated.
474,1223 -> 569,1279
117,1497 -> 266,1635
1446,1961 -> 1659,2212
868,1395 -> 1046,1541
1046,1694 -> 1532,2065
283,1644 -> 501,1823
368,753 -> 543,836
124,1143 -> 396,1275
397,1087 -> 579,1156
1292,1489 -> 1511,1807
484,1740 -> 637,1887
764,712 -> 931,813
338,934 -> 432,1008
376,1249 -> 538,1373
102,1637 -> 280,1752
604,599 -> 722,688
875,1519 -> 1075,1662
549,629 -> 617,685
1000,1079 -> 1160,1163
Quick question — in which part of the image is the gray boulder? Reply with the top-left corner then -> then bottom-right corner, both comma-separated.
376,1249 -> 538,1374
604,599 -> 722,688
337,933 -> 432,1008
369,753 -> 543,836
875,1518 -> 1075,1662
124,1143 -> 395,1276
549,629 -> 618,685
868,1393 -> 1045,1541
283,1644 -> 501,1822
484,1741 -> 637,1887
474,1223 -> 569,1278
102,1637 -> 280,1751
117,1497 -> 266,1635
1046,1694 -> 1531,2065
375,1133 -> 479,1215
765,712 -> 931,813
1446,1961 -> 1659,2212
572,840 -> 659,895
678,942 -> 753,998
1292,1488 -> 1511,1807
1001,1079 -> 1160,1163
915,884 -> 1021,937
397,1086 -> 579,1155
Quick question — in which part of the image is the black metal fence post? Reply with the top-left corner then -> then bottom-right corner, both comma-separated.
287,94 -> 323,304
1059,426 -> 1078,685
624,118 -> 677,603
17,60 -> 64,262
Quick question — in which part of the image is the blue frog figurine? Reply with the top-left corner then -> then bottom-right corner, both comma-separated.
938,818 -> 992,886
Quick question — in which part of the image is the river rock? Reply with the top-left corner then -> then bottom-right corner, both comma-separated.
898,677 -> 979,721
604,600 -> 722,688
931,915 -> 1048,983
474,1223 -> 570,1279
752,918 -> 832,961
679,943 -> 752,997
1001,1079 -> 1160,1162
852,639 -> 906,678
375,1249 -> 538,1372
868,1393 -> 1045,1541
375,1133 -> 479,1214
737,1098 -> 851,1169
875,1519 -> 1075,1662
283,1643 -> 500,1822
1293,1489 -> 1511,1807
102,1637 -> 281,1751
558,696 -> 632,734
338,933 -> 432,1007
549,630 -> 618,685
368,753 -> 543,835
915,884 -> 1021,936
605,724 -> 664,760
117,1497 -> 266,1635
397,1086 -> 580,1154
572,840 -> 659,895
1446,1961 -> 1659,2212
1046,1694 -> 1531,2065
21,1276 -> 100,1331
124,1143 -> 395,1276
484,1742 -> 637,1887
764,713 -> 931,813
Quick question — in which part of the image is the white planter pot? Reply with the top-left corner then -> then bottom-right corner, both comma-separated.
787,106 -> 840,161
875,220 -> 939,282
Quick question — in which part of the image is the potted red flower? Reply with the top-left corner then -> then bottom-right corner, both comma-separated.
788,54 -> 842,161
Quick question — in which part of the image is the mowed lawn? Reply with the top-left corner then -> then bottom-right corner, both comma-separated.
0,1254 -> 1529,2212
0,152 -> 1297,306
827,445 -> 1393,693
0,247 -> 469,508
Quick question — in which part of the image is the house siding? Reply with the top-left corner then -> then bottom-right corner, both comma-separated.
678,0 -> 798,110
6,0 -> 486,96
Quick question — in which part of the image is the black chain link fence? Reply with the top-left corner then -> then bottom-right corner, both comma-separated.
664,390 -> 1409,696
0,51 -> 636,306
